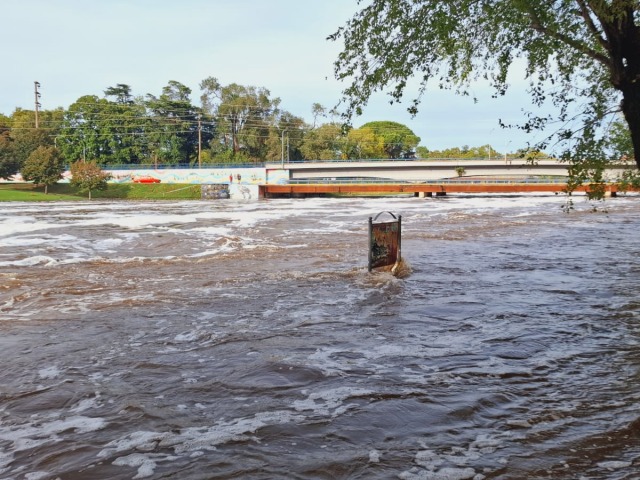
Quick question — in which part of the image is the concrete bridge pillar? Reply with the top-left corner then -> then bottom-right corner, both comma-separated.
414,191 -> 446,198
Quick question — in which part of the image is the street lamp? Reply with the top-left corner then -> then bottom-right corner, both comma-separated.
504,140 -> 512,164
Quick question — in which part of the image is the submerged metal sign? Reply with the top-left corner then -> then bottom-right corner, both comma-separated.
368,212 -> 402,272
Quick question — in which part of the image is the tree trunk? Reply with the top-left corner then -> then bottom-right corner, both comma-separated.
232,129 -> 239,153
621,83 -> 640,169
604,7 -> 640,169
88,189 -> 92,200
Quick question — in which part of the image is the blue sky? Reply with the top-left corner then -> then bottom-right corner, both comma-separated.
2,0 -> 550,152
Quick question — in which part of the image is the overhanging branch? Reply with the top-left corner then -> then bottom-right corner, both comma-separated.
528,10 -> 612,67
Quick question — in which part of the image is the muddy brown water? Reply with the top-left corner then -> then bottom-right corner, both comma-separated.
1,195 -> 639,479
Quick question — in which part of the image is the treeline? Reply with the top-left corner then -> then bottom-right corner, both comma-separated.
416,145 -> 547,160
0,78 -> 430,178
1,76 -> 571,182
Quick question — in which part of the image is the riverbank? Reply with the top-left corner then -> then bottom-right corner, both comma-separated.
0,183 -> 203,201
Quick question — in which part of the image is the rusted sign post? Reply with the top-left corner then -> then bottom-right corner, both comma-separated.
368,212 -> 402,272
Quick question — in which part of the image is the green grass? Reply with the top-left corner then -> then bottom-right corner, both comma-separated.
0,183 -> 203,201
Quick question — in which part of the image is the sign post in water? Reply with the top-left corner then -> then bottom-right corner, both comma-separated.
368,212 -> 402,273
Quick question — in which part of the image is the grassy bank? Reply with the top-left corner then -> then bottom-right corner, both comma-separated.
0,183 -> 203,201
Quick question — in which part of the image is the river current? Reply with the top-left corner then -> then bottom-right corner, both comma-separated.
1,194 -> 639,480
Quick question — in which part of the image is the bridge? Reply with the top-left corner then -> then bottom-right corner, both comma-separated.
259,158 -> 634,198
265,158 -> 631,182
85,157 -> 636,199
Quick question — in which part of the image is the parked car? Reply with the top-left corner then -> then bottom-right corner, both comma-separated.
133,176 -> 161,184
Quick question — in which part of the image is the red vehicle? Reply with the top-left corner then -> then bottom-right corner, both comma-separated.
133,176 -> 161,184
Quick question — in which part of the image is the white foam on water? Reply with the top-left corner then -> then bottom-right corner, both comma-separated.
166,410 -> 306,454
398,466 -> 479,480
0,194 -> 598,273
0,256 -> 58,267
174,331 -> 199,343
195,311 -> 234,321
80,213 -> 200,230
225,204 -> 322,228
188,226 -> 233,237
307,338 -> 469,378
285,224 -> 356,236
70,396 -> 102,413
0,218 -> 50,237
399,448 -> 479,480
597,460 -> 632,470
186,232 -> 302,258
93,238 -> 124,251
24,472 -> 51,480
98,430 -> 167,457
307,347 -> 357,376
453,357 -> 533,378
13,436 -> 51,452
37,365 -> 61,379
112,452 -> 178,479
0,415 -> 107,474
292,387 -> 373,417
398,433 -> 510,480
0,205 -> 239,243
99,410 -> 305,476
0,295 -> 16,311
0,234 -> 75,248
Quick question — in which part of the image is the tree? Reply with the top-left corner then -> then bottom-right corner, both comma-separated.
103,84 -> 147,165
104,84 -> 135,105
0,116 -> 18,179
344,126 -> 386,159
69,160 -> 111,199
311,103 -> 327,128
145,81 -> 205,165
415,146 -> 430,158
9,108 -> 62,169
330,1 -> 640,171
59,96 -> 113,164
21,146 -> 66,194
359,121 -> 420,158
300,123 -> 345,160
264,111 -> 307,162
607,116 -> 634,160
200,77 -> 279,161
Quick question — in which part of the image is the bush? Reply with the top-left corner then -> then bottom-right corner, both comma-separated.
69,160 -> 111,199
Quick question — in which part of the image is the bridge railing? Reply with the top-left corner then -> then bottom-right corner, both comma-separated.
287,177 -> 570,185
99,163 -> 264,170
273,157 -> 557,164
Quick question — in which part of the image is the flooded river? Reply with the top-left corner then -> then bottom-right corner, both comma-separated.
1,194 -> 639,479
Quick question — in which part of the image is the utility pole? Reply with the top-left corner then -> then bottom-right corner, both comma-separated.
197,114 -> 202,168
34,81 -> 41,129
281,129 -> 288,168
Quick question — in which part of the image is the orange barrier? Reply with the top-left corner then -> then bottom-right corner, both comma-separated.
260,183 -> 624,197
